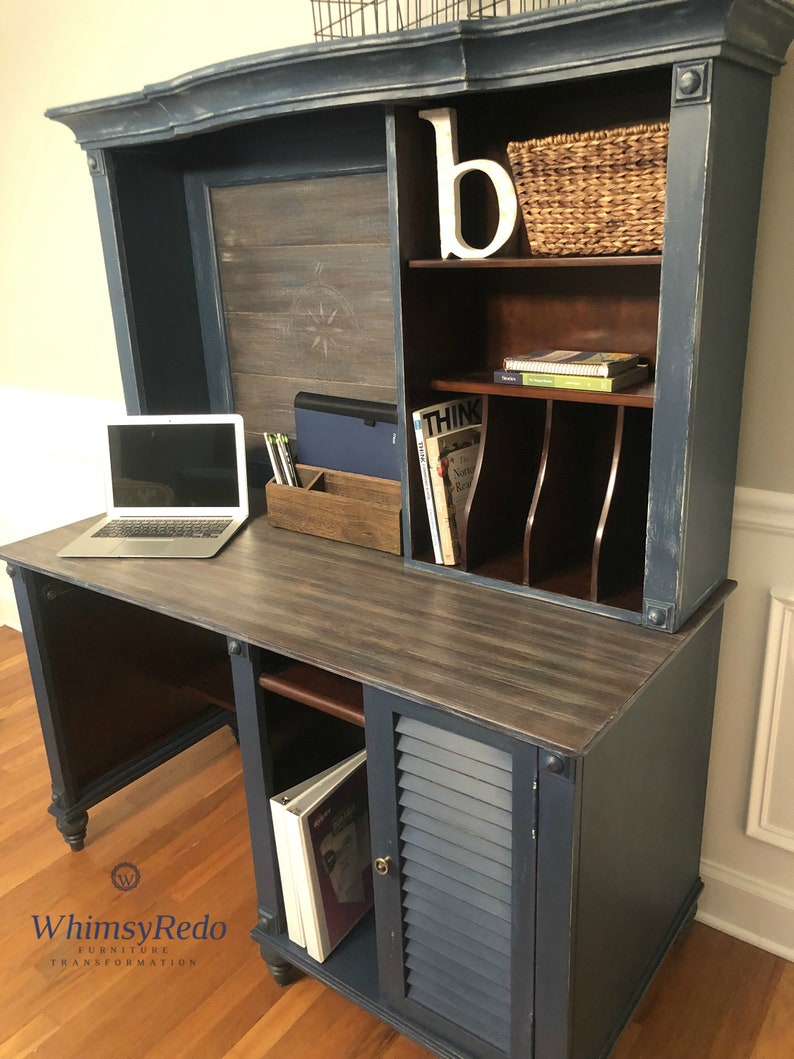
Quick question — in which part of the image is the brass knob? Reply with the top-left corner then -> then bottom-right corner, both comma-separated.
373,856 -> 393,876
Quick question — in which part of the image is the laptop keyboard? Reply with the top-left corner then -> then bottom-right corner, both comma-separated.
93,518 -> 233,540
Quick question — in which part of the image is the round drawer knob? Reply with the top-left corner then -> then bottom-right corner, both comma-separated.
373,856 -> 393,876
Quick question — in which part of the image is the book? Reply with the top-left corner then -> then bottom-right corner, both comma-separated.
425,425 -> 481,565
412,397 -> 483,564
270,749 -> 372,962
270,755 -> 360,948
502,349 -> 641,377
493,363 -> 650,392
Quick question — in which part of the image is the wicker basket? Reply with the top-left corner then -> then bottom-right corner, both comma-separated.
506,122 -> 669,257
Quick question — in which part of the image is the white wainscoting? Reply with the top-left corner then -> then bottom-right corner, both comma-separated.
0,387 -> 125,629
698,485 -> 794,961
747,589 -> 794,853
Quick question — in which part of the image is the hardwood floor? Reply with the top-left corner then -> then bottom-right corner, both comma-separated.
1,623 -> 791,1058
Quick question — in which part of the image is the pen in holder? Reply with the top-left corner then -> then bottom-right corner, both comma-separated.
264,432 -> 300,487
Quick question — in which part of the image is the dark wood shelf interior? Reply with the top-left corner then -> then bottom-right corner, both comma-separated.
436,396 -> 652,614
183,658 -> 236,712
259,662 -> 365,728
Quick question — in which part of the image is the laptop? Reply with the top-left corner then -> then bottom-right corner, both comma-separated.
58,413 -> 249,558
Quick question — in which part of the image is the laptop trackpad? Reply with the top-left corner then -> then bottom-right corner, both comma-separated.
114,540 -> 180,557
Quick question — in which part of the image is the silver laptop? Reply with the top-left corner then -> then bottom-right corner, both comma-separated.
58,413 -> 249,558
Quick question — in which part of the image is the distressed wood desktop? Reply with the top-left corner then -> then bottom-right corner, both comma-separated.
5,1 -> 794,1056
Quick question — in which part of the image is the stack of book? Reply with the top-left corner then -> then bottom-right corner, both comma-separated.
412,397 -> 483,566
493,349 -> 650,393
270,750 -> 373,963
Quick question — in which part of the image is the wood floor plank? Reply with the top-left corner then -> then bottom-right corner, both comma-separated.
254,987 -> 363,1058
750,961 -> 794,1059
608,923 -> 786,1058
1,626 -> 792,1059
223,977 -> 328,1058
0,1013 -> 59,1058
146,949 -> 278,1058
380,1034 -> 444,1059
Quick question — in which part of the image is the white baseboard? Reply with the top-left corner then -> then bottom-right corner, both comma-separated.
699,859 -> 794,961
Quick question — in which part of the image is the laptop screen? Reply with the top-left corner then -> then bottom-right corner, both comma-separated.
108,421 -> 241,509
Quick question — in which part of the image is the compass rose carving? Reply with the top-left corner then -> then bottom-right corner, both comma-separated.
284,264 -> 362,360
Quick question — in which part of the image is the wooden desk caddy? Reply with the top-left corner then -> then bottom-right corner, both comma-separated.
265,464 -> 402,555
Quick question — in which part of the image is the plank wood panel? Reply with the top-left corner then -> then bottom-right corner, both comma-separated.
2,626 -> 793,1058
211,175 -> 397,448
220,245 -> 395,375
232,370 -> 395,444
212,175 -> 391,249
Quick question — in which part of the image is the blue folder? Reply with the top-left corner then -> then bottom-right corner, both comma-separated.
294,392 -> 400,481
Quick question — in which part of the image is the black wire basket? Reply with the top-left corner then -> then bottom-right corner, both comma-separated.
311,1 -> 573,40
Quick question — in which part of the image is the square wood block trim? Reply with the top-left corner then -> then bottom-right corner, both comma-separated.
265,464 -> 402,555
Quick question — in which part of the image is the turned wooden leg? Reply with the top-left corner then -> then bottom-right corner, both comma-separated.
50,800 -> 89,851
259,943 -> 301,986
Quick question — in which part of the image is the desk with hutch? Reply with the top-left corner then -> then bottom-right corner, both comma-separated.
4,2 -> 794,1057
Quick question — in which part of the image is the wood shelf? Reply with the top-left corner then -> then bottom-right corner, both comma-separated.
409,255 -> 662,269
259,662 -> 365,728
183,659 -> 235,712
431,372 -> 655,409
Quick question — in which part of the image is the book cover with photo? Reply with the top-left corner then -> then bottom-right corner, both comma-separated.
425,424 -> 481,565
270,749 -> 369,957
301,756 -> 373,962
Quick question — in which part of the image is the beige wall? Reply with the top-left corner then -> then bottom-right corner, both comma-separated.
0,0 -> 314,402
737,54 -> 794,494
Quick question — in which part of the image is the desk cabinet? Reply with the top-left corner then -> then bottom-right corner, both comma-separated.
225,587 -> 723,1059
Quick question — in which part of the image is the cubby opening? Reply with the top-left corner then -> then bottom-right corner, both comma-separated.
257,658 -> 366,794
455,397 -> 653,612
254,655 -> 375,989
40,582 -> 232,795
394,69 -> 668,616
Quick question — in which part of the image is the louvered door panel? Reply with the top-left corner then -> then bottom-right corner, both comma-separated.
367,688 -> 536,1059
396,715 -> 514,1054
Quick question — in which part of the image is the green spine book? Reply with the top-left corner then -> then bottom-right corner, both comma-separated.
549,364 -> 649,391
495,365 -> 649,392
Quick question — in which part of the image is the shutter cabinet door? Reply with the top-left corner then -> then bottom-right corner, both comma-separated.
365,688 -> 538,1059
